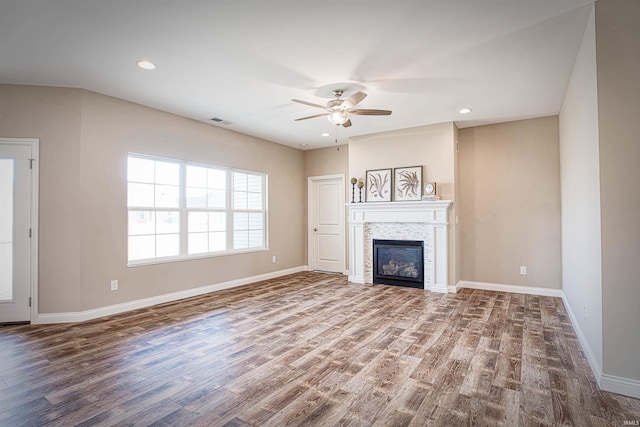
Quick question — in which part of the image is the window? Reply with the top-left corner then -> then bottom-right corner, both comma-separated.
127,154 -> 267,264
233,172 -> 265,249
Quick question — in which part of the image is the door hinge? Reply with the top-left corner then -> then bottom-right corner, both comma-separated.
28,228 -> 32,238
28,297 -> 32,307
29,158 -> 35,169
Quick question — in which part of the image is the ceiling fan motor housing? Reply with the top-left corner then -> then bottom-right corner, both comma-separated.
328,99 -> 343,110
291,89 -> 390,128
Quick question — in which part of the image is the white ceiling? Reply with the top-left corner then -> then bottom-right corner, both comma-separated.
0,0 -> 593,150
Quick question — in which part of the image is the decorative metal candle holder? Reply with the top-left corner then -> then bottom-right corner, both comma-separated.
350,177 -> 358,203
357,180 -> 364,203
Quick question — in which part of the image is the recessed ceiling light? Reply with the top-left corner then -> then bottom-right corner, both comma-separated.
459,107 -> 472,114
321,133 -> 330,137
137,60 -> 156,70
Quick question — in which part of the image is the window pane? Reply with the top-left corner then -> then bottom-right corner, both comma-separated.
233,173 -> 247,191
248,230 -> 263,247
128,183 -> 154,207
208,189 -> 226,209
247,175 -> 262,193
209,212 -> 226,232
248,213 -> 263,230
156,211 -> 179,234
233,191 -> 247,210
155,185 -> 179,208
234,212 -> 248,230
234,230 -> 248,249
155,161 -> 180,185
156,234 -> 179,257
208,169 -> 226,190
129,235 -> 155,260
128,157 -> 154,183
188,212 -> 208,233
0,159 -> 14,301
187,166 -> 207,188
128,211 -> 155,235
188,232 -> 208,254
186,187 -> 207,208
209,232 -> 226,252
247,192 -> 262,210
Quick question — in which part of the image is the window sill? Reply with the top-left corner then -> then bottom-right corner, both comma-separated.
127,247 -> 269,268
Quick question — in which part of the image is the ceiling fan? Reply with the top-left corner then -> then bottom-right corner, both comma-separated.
292,89 -> 392,128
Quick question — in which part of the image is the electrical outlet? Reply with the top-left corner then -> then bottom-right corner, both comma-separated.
520,266 -> 527,275
110,280 -> 118,291
272,255 -> 277,263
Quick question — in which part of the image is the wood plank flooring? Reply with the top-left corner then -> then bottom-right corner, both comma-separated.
1,272 -> 639,426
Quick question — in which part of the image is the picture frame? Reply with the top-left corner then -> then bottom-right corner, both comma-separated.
366,168 -> 392,202
394,166 -> 423,201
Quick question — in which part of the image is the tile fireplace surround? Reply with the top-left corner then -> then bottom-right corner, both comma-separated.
348,200 -> 452,293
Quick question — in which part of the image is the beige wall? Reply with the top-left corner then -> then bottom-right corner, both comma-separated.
596,0 -> 640,382
349,122 -> 456,200
459,117 -> 561,289
559,5 -> 603,371
0,85 -> 83,312
453,125 -> 461,284
304,145 -> 349,180
348,122 -> 458,283
0,84 -> 305,313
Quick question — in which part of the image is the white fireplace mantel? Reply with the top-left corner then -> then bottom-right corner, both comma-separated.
348,200 -> 452,292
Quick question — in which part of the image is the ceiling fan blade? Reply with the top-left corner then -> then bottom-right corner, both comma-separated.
291,99 -> 327,110
348,109 -> 392,116
341,91 -> 367,109
294,113 -> 329,121
342,118 -> 352,128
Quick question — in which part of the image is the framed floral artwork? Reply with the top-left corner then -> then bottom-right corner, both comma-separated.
366,169 -> 392,202
394,166 -> 423,201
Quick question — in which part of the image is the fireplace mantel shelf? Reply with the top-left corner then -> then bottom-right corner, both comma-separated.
347,200 -> 452,293
347,200 -> 452,209
347,200 -> 452,225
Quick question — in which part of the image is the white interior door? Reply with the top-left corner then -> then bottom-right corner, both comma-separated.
308,175 -> 345,273
0,139 -> 37,323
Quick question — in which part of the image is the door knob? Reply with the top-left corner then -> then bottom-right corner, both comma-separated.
314,228 -> 318,232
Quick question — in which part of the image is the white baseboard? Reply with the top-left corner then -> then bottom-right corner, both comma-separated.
456,280 -> 563,297
560,293 -> 603,386
429,284 -> 448,293
600,374 -> 640,399
35,266 -> 307,324
348,275 -> 365,284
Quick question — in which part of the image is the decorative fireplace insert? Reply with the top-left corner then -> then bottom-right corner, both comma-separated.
373,239 -> 424,288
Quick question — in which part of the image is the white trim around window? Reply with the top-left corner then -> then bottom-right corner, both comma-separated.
127,153 -> 268,266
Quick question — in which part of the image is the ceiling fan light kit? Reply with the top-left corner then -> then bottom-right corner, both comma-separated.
292,89 -> 391,128
328,111 -> 349,125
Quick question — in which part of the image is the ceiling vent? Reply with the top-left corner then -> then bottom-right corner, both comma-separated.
210,117 -> 233,126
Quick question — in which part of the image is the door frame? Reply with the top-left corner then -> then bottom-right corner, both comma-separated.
307,174 -> 346,273
0,138 -> 39,323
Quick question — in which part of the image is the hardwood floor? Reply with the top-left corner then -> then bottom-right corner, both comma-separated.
1,272 -> 639,426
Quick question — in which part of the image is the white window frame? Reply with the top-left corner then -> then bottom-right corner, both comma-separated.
127,153 -> 268,266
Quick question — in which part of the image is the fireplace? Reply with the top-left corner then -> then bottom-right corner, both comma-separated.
373,239 -> 424,289
348,200 -> 451,292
